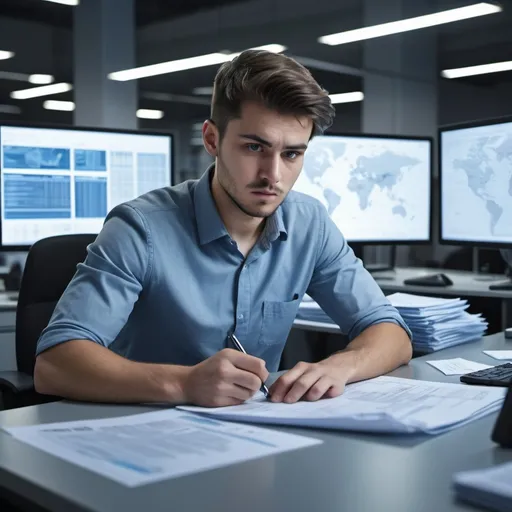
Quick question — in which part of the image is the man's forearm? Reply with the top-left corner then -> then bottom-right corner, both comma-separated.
323,322 -> 412,383
34,340 -> 190,404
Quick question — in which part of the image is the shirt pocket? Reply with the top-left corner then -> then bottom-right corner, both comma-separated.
258,298 -> 300,346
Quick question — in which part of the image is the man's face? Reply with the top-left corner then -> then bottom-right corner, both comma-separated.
205,101 -> 313,218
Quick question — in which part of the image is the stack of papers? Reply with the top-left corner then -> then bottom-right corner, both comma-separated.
387,293 -> 488,353
453,462 -> 512,512
296,294 -> 333,324
179,376 -> 505,436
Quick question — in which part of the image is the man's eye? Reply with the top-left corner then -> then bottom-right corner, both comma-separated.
246,143 -> 262,152
285,151 -> 301,160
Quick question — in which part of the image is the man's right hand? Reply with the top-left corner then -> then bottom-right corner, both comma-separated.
182,348 -> 269,407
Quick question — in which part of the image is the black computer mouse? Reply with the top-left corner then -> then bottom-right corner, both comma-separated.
436,273 -> 454,286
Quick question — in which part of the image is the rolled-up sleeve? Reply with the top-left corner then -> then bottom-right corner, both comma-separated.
306,210 -> 412,341
36,204 -> 151,355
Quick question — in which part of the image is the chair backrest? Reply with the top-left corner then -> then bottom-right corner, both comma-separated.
15,234 -> 97,376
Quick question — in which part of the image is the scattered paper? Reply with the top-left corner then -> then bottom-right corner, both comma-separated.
426,358 -> 493,376
179,376 -> 506,435
3,409 -> 321,487
483,351 -> 512,360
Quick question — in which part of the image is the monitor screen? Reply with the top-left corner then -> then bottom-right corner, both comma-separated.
0,125 -> 173,248
292,133 -> 432,243
440,118 -> 512,247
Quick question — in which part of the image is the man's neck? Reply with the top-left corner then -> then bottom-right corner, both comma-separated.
210,171 -> 265,250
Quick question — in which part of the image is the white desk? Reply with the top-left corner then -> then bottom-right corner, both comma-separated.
373,267 -> 512,300
0,332 -> 510,512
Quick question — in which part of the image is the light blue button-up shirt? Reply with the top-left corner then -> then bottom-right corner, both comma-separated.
37,167 -> 411,372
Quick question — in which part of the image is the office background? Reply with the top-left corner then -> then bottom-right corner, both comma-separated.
0,0 -> 510,362
0,0 -> 511,268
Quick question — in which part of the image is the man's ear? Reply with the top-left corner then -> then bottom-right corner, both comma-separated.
203,119 -> 219,157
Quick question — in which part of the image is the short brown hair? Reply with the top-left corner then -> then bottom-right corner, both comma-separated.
211,49 -> 335,139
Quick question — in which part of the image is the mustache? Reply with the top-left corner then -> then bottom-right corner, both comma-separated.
247,181 -> 282,194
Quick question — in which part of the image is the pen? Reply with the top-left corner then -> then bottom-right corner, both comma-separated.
228,332 -> 270,399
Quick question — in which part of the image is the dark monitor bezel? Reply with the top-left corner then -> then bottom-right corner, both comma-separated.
0,121 -> 175,252
313,130 -> 434,246
438,115 -> 512,249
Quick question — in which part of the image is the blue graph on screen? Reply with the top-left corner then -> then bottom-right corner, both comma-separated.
4,174 -> 71,219
3,146 -> 70,170
74,149 -> 107,171
75,176 -> 107,218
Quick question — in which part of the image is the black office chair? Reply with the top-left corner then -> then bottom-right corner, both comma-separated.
0,234 -> 97,410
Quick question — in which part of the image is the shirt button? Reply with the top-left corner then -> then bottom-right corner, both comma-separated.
243,264 -> 248,270
238,314 -> 244,320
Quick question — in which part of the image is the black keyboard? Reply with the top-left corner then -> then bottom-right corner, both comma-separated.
460,363 -> 512,387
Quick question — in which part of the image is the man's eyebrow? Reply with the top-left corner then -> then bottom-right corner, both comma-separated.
239,134 -> 308,150
239,134 -> 272,147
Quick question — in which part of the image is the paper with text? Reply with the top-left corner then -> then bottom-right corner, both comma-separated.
426,358 -> 493,375
3,409 -> 321,487
179,376 -> 506,435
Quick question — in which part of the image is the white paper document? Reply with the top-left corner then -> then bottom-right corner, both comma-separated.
179,376 -> 506,435
454,462 -> 512,512
3,409 -> 321,487
386,292 -> 464,310
483,350 -> 512,360
426,358 -> 493,376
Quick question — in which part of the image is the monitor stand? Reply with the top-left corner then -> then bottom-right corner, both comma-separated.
472,248 -> 508,282
365,262 -> 395,273
354,245 -> 396,274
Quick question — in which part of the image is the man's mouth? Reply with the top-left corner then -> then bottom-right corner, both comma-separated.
251,190 -> 277,196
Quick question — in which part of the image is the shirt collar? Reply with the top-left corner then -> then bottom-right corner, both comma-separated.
193,164 -> 288,247
260,206 -> 287,249
193,165 -> 229,246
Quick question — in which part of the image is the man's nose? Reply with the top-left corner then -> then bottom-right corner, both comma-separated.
259,154 -> 281,185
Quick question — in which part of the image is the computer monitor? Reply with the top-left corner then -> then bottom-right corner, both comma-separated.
292,132 -> 433,244
293,133 -> 433,264
440,116 -> 512,248
0,123 -> 173,250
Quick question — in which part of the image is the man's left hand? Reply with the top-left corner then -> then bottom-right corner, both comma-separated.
268,360 -> 352,403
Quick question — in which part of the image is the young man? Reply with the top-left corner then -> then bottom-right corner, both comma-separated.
34,50 -> 412,407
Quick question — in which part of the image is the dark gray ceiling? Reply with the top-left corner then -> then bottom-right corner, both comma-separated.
0,0 -> 251,27
0,0 -> 510,126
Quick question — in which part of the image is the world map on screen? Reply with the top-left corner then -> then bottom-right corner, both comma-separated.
441,127 -> 512,243
293,135 -> 431,242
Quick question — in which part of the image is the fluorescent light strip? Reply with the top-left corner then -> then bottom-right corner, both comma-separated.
42,102 -> 165,119
0,51 -> 14,60
0,105 -> 21,114
29,74 -> 54,85
44,100 -> 75,111
10,82 -> 72,100
329,91 -> 364,104
319,2 -> 501,45
41,0 -> 80,6
109,44 -> 286,81
136,109 -> 164,119
0,72 -> 54,84
442,60 -> 512,78
193,86 -> 214,95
